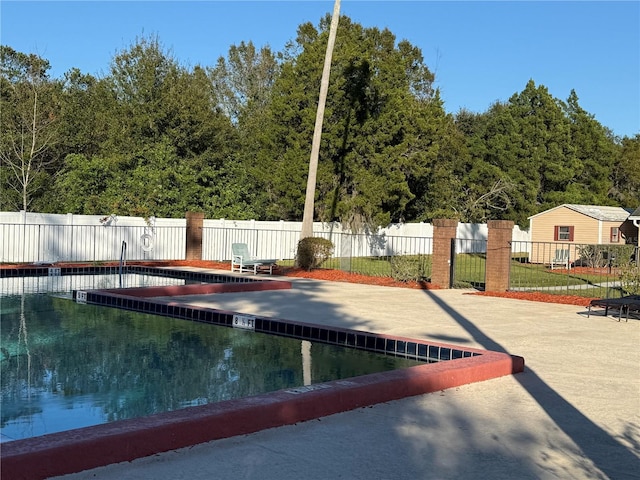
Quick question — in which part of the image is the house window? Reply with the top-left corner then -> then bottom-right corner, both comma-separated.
554,225 -> 574,242
610,227 -> 620,243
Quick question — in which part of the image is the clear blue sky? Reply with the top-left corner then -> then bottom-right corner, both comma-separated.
2,1 -> 639,138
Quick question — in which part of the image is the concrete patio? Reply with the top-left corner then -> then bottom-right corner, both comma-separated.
54,274 -> 639,480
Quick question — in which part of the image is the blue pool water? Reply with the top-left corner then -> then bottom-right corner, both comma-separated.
0,290 -> 421,442
0,272 -> 194,296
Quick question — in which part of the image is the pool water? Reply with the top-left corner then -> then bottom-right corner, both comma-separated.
0,272 -> 194,296
0,293 -> 421,442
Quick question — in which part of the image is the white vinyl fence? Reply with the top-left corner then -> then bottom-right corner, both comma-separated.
0,212 -> 530,264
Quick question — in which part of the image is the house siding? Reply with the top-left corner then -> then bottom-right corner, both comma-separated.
601,220 -> 626,244
529,205 -> 631,264
530,207 -> 599,242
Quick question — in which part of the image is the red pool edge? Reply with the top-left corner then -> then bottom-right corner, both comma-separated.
96,277 -> 293,297
1,345 -> 524,480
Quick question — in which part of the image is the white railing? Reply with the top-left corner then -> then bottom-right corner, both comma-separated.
0,212 -> 530,264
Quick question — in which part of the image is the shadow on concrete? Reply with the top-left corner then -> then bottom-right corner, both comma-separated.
423,289 -> 639,480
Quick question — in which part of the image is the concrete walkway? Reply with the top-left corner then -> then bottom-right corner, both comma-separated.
55,274 -> 639,480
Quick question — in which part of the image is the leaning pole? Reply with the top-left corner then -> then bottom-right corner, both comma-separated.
300,0 -> 341,240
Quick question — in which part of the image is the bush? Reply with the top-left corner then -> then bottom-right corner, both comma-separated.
296,237 -> 334,271
576,244 -> 635,268
575,245 -> 605,268
390,255 -> 430,282
620,263 -> 640,295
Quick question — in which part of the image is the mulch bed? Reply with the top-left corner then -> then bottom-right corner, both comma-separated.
470,291 -> 595,307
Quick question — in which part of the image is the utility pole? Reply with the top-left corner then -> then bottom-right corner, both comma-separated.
300,0 -> 341,239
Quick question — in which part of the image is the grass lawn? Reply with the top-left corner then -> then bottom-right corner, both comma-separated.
282,253 -> 625,298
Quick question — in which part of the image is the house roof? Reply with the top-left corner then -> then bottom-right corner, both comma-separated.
629,206 -> 640,219
529,204 -> 634,222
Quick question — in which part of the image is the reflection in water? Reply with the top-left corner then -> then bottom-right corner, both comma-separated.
1,294 -> 420,442
302,340 -> 312,386
0,273 -> 192,296
18,293 -> 32,399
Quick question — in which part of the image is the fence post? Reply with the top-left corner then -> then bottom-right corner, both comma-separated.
185,212 -> 204,260
431,219 -> 458,288
485,220 -> 514,292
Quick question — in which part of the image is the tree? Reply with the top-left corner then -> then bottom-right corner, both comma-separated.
562,89 -> 617,205
459,81 -> 580,225
301,0 -> 341,239
52,36 -> 252,218
457,83 -> 628,225
0,46 -> 61,211
507,80 -> 579,211
208,41 -> 279,125
208,41 -> 280,218
104,35 -> 178,153
454,109 -> 517,222
8,25 -> 632,226
611,134 -> 640,206
254,14 -> 453,229
456,102 -> 532,224
55,69 -> 115,161
50,153 -> 119,214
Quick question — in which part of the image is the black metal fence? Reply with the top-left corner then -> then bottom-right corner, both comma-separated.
509,241 -> 639,298
451,238 -> 488,288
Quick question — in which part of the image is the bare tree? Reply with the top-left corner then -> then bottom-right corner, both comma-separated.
0,46 -> 59,211
456,178 -> 517,222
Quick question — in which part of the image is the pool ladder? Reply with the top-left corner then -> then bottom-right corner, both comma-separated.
119,241 -> 127,287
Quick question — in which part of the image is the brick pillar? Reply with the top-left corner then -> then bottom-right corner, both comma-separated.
185,212 -> 204,260
485,220 -> 514,292
431,219 -> 458,288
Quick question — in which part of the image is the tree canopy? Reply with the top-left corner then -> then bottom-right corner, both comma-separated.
1,16 -> 637,228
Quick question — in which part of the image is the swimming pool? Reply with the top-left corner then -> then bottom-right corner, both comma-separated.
0,265 -> 524,480
1,292 -> 421,442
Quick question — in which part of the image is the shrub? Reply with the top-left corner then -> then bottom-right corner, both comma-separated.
608,245 -> 636,267
619,263 -> 640,295
576,245 -> 605,268
296,237 -> 334,271
576,244 -> 635,268
390,255 -> 430,282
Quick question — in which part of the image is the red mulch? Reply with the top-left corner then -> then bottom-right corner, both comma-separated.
0,260 -> 597,306
470,291 -> 594,307
546,266 -> 619,278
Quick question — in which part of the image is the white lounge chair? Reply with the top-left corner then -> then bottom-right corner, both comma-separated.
551,248 -> 570,270
231,243 -> 277,274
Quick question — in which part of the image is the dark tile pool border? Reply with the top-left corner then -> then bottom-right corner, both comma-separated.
75,289 -> 477,363
1,274 -> 525,480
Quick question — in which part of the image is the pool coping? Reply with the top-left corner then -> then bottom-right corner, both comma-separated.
1,274 -> 525,480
